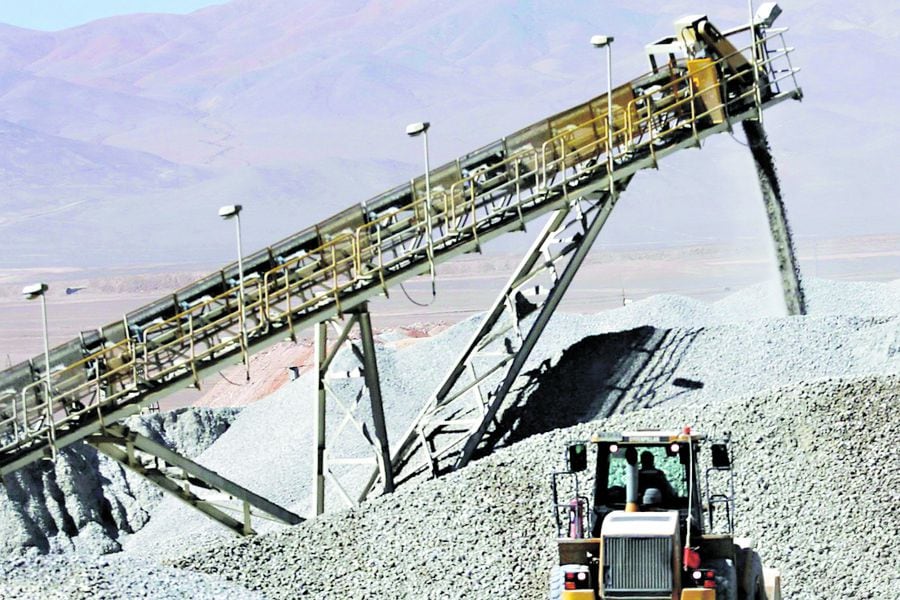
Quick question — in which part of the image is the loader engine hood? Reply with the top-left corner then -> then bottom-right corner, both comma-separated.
600,511 -> 680,599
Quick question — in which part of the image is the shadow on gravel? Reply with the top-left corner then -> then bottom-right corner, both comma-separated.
477,325 -> 705,456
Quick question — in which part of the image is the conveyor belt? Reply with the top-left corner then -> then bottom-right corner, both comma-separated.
0,21 -> 802,479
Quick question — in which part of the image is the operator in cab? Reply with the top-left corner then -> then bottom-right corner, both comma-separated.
638,450 -> 677,506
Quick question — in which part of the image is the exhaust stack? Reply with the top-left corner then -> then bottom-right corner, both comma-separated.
625,447 -> 639,512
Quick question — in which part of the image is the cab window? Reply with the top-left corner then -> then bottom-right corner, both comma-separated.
605,445 -> 688,503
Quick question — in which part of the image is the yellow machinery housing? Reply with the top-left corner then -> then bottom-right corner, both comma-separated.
549,430 -> 782,600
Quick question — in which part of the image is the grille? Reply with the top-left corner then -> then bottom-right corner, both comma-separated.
604,536 -> 673,594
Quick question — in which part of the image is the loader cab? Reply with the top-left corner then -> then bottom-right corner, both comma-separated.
590,432 -> 704,541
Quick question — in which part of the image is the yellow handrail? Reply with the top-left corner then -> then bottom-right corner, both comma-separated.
0,28 -> 799,461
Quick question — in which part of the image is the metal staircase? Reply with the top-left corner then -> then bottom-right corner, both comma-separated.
1,13 -> 805,531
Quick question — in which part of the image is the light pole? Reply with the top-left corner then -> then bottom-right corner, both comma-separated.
590,35 -> 616,199
406,121 -> 432,226
22,282 -> 51,404
218,204 -> 249,380
406,121 -> 436,293
748,0 -> 763,124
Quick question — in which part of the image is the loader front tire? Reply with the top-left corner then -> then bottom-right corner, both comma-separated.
739,549 -> 764,600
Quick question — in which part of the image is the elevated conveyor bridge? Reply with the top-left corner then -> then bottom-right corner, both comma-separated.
0,12 -> 805,532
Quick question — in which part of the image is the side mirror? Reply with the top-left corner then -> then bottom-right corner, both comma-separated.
711,443 -> 730,468
567,443 -> 588,473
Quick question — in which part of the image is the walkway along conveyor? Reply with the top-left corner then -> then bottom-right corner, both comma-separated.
0,8 -> 805,534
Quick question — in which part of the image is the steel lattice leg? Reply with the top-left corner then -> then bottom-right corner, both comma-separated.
312,304 -> 394,516
86,424 -> 302,536
388,178 -> 632,481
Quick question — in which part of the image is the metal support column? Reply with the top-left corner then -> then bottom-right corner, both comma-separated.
742,119 -> 806,315
313,321 -> 328,516
86,423 -> 302,536
454,183 -> 626,470
357,310 -> 395,495
311,303 -> 393,516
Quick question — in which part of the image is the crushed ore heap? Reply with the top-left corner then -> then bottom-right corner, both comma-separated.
0,279 -> 898,599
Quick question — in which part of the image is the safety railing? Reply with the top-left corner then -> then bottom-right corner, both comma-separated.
0,29 -> 799,464
0,390 -> 22,450
0,381 -> 54,455
263,233 -> 360,324
141,279 -> 265,383
446,148 -> 542,245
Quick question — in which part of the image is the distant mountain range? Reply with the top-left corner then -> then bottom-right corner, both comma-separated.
0,0 -> 897,269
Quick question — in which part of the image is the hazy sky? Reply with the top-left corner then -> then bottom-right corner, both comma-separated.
0,0 -> 227,30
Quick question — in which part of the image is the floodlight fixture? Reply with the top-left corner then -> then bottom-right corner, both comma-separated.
590,35 -> 614,48
755,2 -> 782,28
218,204 -> 243,219
591,35 -> 616,197
219,205 -> 249,379
22,282 -> 52,396
22,283 -> 49,300
405,122 -> 430,137
406,120 -> 437,294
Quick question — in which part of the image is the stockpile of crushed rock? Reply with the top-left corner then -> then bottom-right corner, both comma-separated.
122,279 -> 900,562
0,278 -> 898,599
173,374 -> 900,599
0,407 -> 239,556
0,553 -> 264,600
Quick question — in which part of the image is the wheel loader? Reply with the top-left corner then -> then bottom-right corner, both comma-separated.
548,429 -> 780,600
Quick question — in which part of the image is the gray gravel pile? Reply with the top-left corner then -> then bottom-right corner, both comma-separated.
173,374 -> 900,599
499,313 -> 900,445
2,278 -> 897,598
133,406 -> 241,459
123,279 -> 899,562
0,407 -> 239,556
0,553 -> 263,600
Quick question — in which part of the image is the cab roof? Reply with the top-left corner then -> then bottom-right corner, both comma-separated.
589,430 -> 707,444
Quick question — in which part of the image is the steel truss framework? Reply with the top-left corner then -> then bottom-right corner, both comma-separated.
86,423 -> 302,536
389,117 -> 806,482
391,180 -> 632,479
0,24 -> 808,529
312,304 -> 394,514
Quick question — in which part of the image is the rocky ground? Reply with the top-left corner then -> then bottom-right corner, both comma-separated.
0,277 -> 897,599
172,374 -> 900,599
0,553 -> 264,600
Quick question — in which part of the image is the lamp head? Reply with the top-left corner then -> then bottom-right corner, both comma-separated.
405,122 -> 430,137
218,204 -> 243,219
590,35 -> 614,48
755,2 -> 782,28
22,283 -> 48,300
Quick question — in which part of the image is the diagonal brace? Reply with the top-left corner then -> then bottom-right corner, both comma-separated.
86,423 -> 302,536
455,182 -> 632,469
